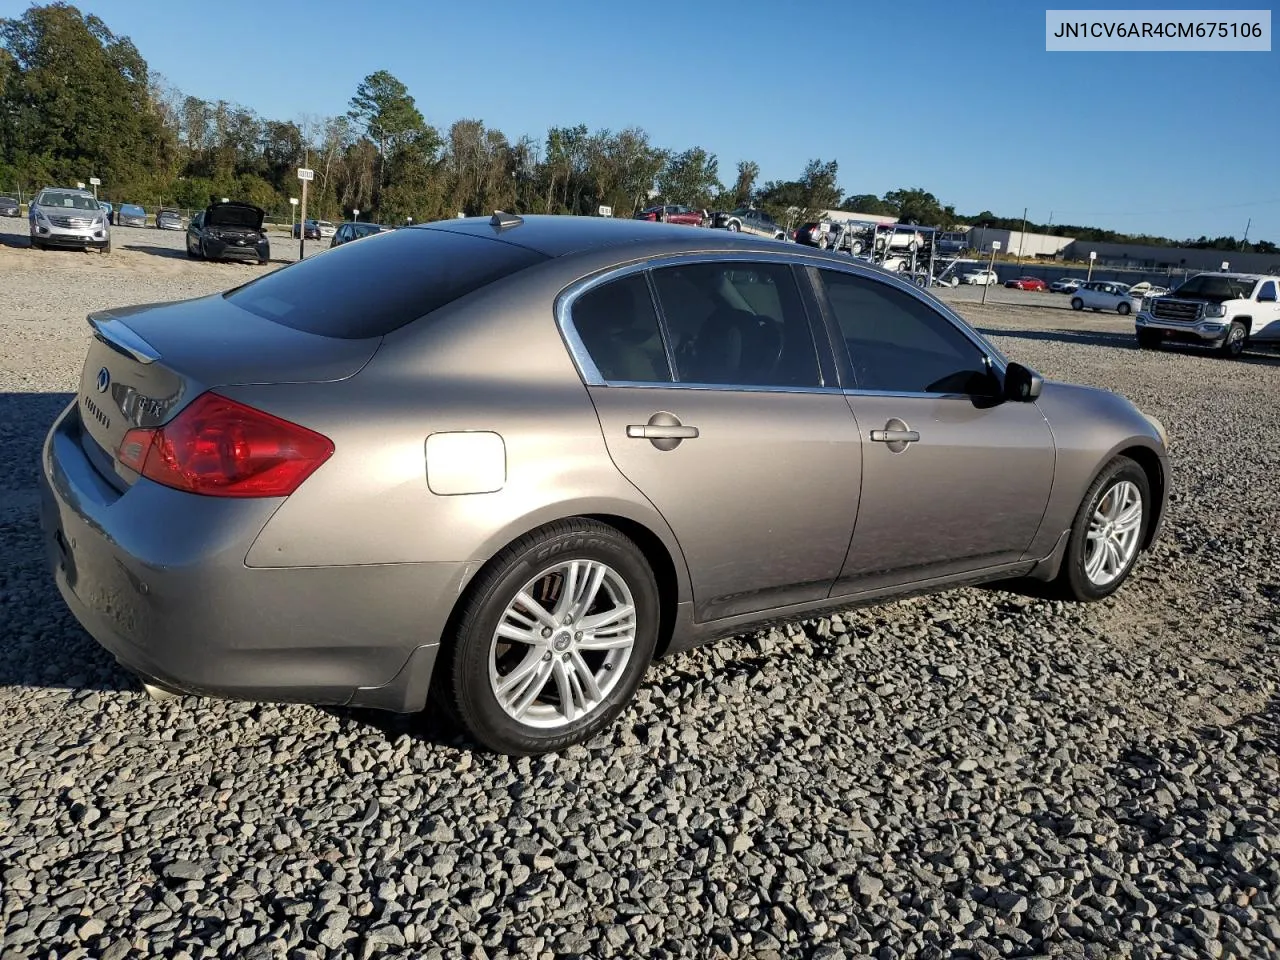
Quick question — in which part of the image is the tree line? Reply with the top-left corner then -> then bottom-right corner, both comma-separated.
0,2 -> 1272,253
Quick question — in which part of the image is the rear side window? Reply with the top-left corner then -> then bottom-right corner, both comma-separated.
224,229 -> 548,339
570,274 -> 673,383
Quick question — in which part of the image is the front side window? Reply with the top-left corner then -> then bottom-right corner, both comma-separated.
569,274 -> 673,383
817,269 -> 999,396
650,261 -> 822,388
1257,280 -> 1276,301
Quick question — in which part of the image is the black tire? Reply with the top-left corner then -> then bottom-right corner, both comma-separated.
1052,456 -> 1151,602
726,221 -> 740,232
30,239 -> 43,251
1070,298 -> 1083,311
1136,330 -> 1161,350
1117,301 -> 1131,316
438,519 -> 660,755
1220,321 -> 1247,358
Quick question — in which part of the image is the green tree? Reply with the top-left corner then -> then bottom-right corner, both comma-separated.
729,159 -> 759,208
0,2 -> 168,197
347,70 -> 427,157
657,147 -> 722,209
882,187 -> 956,228
841,193 -> 894,216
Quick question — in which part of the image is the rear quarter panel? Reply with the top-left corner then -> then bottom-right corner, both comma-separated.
237,259 -> 693,602
1025,381 -> 1170,558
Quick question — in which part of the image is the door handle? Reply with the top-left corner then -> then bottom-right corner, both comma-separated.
627,424 -> 699,439
627,411 -> 698,451
870,429 -> 919,443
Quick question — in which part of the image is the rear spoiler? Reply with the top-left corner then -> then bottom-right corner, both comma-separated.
88,313 -> 161,365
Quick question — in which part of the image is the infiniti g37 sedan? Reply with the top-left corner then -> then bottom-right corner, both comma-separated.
40,214 -> 1171,755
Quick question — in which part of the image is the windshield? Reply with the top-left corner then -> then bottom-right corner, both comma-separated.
39,192 -> 99,211
1171,274 -> 1258,303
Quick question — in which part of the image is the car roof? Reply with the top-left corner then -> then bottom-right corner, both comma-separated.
412,213 -> 783,258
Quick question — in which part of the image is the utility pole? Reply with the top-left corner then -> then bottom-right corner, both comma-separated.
1017,206 -> 1028,260
1240,218 -> 1251,250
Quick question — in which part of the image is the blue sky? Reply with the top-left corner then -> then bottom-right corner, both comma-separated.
5,0 -> 1278,240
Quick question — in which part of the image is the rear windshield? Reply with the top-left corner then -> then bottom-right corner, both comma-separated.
223,227 -> 549,339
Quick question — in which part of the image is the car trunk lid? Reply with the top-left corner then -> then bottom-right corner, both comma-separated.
77,294 -> 379,490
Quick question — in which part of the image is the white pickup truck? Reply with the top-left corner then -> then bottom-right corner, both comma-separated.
1136,272 -> 1280,358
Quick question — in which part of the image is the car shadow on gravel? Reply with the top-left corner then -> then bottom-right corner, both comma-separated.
120,244 -> 191,260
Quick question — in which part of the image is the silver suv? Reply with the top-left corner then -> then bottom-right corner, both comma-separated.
29,187 -> 111,253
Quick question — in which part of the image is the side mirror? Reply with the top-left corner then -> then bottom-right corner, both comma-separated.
1004,361 -> 1043,402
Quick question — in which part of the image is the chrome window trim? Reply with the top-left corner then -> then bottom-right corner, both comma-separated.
556,251 -> 838,392
554,249 -> 1010,396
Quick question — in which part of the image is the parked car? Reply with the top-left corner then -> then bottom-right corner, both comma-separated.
1126,281 -> 1169,300
40,213 -> 1170,756
634,205 -> 706,226
330,221 -> 390,247
1070,280 -> 1139,315
293,219 -> 322,240
28,186 -> 111,253
0,196 -> 20,217
117,203 -> 147,227
1136,272 -> 1280,357
315,220 -> 337,239
99,201 -> 114,225
156,208 -> 186,230
1050,277 -> 1084,293
961,269 -> 1000,286
793,221 -> 833,248
186,200 -> 270,264
1005,276 -> 1048,291
711,207 -> 787,240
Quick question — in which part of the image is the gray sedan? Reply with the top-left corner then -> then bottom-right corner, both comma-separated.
39,214 -> 1170,755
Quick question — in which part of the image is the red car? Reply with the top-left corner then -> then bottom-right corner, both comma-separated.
1005,276 -> 1048,291
634,204 -> 707,226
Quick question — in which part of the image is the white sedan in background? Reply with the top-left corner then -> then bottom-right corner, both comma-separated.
961,269 -> 1000,286
1070,280 -> 1141,315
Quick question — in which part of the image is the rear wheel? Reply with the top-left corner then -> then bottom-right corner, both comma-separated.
726,221 -> 740,232
1220,321 -> 1247,358
438,519 -> 660,755
1052,456 -> 1150,602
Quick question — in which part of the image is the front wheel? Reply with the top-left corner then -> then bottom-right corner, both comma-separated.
726,221 -> 740,232
1053,456 -> 1151,602
438,519 -> 660,755
1117,301 -> 1131,316
1220,321 -> 1247,358
1136,330 -> 1161,350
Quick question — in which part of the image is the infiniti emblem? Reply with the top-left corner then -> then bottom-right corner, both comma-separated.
96,367 -> 110,393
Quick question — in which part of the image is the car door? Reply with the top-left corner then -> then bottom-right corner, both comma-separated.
809,266 -> 1056,594
564,258 -> 862,622
1252,279 -> 1280,342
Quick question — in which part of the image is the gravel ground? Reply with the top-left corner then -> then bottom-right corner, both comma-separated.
2,219 -> 1279,959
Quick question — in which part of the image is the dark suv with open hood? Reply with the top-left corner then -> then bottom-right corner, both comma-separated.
186,201 -> 270,264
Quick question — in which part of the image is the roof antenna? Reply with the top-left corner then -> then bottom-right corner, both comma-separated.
490,210 -> 524,229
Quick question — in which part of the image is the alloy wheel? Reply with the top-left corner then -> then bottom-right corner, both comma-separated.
1084,480 -> 1143,587
488,559 -> 637,729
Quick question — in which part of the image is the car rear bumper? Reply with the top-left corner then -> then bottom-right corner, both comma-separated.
1135,314 -> 1225,344
39,402 -> 468,713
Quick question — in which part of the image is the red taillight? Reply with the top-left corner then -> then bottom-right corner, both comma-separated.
116,392 -> 334,498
